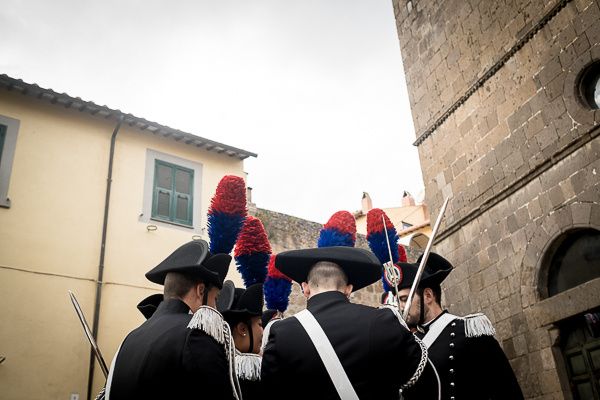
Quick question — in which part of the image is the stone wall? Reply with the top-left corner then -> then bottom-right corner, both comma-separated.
251,207 -> 384,314
392,0 -> 600,398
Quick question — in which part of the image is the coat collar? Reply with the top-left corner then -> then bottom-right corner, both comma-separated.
307,290 -> 349,310
421,309 -> 449,332
152,298 -> 191,317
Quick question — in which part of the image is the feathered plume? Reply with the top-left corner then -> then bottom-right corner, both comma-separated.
366,208 -> 400,292
234,216 -> 271,287
317,211 -> 356,248
207,175 -> 247,254
263,255 -> 292,313
398,244 -> 408,263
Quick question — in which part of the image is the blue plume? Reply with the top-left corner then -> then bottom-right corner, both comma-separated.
367,230 -> 399,292
264,276 -> 292,312
207,211 -> 245,254
318,229 -> 354,248
235,253 -> 270,287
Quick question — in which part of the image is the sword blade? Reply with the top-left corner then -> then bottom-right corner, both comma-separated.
68,290 -> 109,377
402,197 -> 450,320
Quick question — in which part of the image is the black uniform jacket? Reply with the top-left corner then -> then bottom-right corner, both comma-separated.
107,299 -> 232,399
261,291 -> 435,400
417,311 -> 524,400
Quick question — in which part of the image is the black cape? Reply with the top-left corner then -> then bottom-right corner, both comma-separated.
106,299 -> 234,399
261,291 -> 437,400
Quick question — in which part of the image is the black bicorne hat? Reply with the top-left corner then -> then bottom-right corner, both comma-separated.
219,282 -> 264,320
275,246 -> 382,292
418,252 -> 453,287
145,240 -> 231,289
394,262 -> 419,291
137,293 -> 163,320
261,309 -> 279,328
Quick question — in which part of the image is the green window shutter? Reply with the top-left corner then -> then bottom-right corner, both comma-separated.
151,160 -> 194,226
0,124 -> 6,166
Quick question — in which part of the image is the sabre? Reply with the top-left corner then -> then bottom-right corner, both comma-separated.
402,197 -> 450,320
381,215 -> 401,306
68,290 -> 109,378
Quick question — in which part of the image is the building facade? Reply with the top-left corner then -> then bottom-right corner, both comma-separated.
393,0 -> 600,398
0,75 -> 255,400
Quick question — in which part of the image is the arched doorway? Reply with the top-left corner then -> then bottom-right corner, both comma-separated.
543,228 -> 600,399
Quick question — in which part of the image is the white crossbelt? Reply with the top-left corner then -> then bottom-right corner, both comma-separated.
422,313 -> 459,348
295,309 -> 359,400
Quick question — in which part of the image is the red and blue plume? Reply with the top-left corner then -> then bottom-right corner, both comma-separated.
366,208 -> 399,292
207,175 -> 247,254
234,216 -> 271,287
263,255 -> 292,313
398,244 -> 408,263
317,211 -> 356,248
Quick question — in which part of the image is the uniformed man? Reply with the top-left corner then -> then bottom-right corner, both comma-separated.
105,240 -> 239,399
261,246 -> 439,400
396,252 -> 524,399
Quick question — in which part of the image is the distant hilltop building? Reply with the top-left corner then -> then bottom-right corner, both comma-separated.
392,0 -> 600,398
354,191 -> 431,253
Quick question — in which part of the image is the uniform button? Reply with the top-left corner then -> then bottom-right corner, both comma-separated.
450,397 -> 455,400
450,332 -> 456,337
449,369 -> 454,374
450,343 -> 455,348
449,355 -> 454,360
450,382 -> 455,387
451,322 -> 456,326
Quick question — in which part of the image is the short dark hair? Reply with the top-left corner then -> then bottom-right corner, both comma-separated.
163,272 -> 205,299
307,261 -> 348,290
420,284 -> 442,305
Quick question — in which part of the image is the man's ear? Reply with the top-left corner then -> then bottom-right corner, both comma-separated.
423,288 -> 434,304
344,284 -> 353,298
301,282 -> 310,299
196,282 -> 205,302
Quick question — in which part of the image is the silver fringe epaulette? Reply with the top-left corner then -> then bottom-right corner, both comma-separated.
187,306 -> 226,344
464,313 -> 496,337
187,306 -> 242,400
235,350 -> 262,381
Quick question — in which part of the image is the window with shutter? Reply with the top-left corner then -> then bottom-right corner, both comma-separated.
151,160 -> 194,226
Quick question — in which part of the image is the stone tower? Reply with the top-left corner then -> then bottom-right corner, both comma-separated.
392,0 -> 600,398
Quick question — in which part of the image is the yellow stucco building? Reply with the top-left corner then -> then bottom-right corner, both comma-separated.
0,74 -> 256,400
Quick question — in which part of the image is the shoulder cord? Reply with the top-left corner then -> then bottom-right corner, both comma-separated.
380,305 -> 429,389
224,322 -> 243,400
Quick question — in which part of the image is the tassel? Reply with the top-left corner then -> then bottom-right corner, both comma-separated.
187,306 -> 226,345
235,351 -> 262,381
464,313 -> 496,337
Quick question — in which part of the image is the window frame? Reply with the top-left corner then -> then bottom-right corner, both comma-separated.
151,159 -> 194,226
140,149 -> 203,232
0,115 -> 20,208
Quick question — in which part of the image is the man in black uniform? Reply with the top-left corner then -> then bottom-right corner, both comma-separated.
395,252 -> 524,399
105,240 -> 239,400
261,246 -> 438,400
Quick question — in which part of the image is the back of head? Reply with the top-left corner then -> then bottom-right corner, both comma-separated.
307,261 -> 348,291
164,272 -> 202,299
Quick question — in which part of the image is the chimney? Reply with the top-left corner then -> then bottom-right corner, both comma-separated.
361,192 -> 372,213
402,191 -> 415,207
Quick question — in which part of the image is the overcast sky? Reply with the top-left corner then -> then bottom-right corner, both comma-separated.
1,0 -> 423,223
